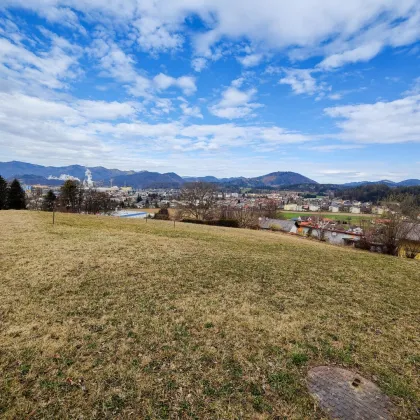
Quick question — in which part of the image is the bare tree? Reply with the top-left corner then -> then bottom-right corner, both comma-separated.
368,201 -> 417,255
311,215 -> 330,241
219,206 -> 260,228
264,199 -> 278,218
178,182 -> 218,220
375,212 -> 412,255
83,189 -> 114,214
28,187 -> 43,211
402,234 -> 420,259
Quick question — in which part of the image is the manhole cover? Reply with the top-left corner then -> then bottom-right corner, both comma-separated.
307,366 -> 393,420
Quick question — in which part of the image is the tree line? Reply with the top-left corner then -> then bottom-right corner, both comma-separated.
177,182 -> 277,228
0,177 -> 115,214
336,184 -> 420,206
57,180 -> 114,214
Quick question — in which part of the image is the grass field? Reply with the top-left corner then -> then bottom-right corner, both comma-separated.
1,211 -> 419,419
278,211 -> 375,225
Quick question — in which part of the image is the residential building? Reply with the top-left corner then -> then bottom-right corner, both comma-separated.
309,204 -> 320,212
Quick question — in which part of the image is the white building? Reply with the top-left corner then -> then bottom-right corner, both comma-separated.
329,205 -> 340,213
372,206 -> 384,215
309,204 -> 320,212
284,203 -> 298,211
350,206 -> 361,214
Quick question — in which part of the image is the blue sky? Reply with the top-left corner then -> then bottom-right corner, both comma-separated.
0,1 -> 419,183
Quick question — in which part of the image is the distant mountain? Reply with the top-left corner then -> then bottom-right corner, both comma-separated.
8,174 -> 65,186
112,171 -> 185,189
222,172 -> 317,188
342,179 -> 420,187
0,161 -> 133,181
397,179 -> 420,186
1,161 -> 419,189
184,172 -> 317,187
250,171 -> 317,187
183,176 -> 223,183
342,180 -> 395,187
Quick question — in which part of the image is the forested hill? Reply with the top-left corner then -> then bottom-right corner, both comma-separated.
335,184 -> 420,205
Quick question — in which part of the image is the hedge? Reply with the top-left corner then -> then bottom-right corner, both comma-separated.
181,218 -> 240,228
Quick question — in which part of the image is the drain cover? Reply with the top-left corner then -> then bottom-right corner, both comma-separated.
307,366 -> 393,420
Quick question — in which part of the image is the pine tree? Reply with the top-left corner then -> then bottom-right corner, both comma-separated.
43,190 -> 57,212
0,175 -> 8,210
60,180 -> 82,212
8,179 -> 26,210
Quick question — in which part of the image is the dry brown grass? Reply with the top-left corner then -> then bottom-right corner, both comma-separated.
0,211 -> 419,419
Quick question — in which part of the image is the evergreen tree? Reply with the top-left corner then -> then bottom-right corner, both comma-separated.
60,180 -> 82,212
8,179 -> 26,210
43,190 -> 57,212
0,175 -> 8,210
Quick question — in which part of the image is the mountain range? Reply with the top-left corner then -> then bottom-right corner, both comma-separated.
1,161 -> 419,189
342,179 -> 420,187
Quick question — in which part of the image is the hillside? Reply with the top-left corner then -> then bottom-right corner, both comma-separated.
0,212 -> 419,418
112,171 -> 185,188
250,171 -> 317,186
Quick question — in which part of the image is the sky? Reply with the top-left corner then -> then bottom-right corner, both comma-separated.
0,1 -> 419,183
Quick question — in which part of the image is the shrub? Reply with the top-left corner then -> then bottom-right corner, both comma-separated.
154,208 -> 170,220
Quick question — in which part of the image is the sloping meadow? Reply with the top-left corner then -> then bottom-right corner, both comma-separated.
0,211 -> 419,418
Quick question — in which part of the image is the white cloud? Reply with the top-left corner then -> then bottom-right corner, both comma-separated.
0,91 -> 311,164
306,144 -> 364,152
231,77 -> 245,88
191,57 -> 207,72
237,53 -> 263,67
325,94 -> 420,143
318,42 -> 383,69
176,76 -> 197,96
4,0 -> 420,67
133,16 -> 183,52
153,73 -> 175,90
279,68 -> 318,95
0,35 -> 81,92
0,92 -> 137,122
317,170 -> 368,178
209,86 -> 262,119
404,77 -> 420,95
153,73 -> 196,95
91,41 -> 196,98
151,98 -> 173,115
75,100 -> 137,120
180,102 -> 203,119
218,87 -> 255,108
328,93 -> 342,100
